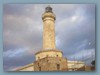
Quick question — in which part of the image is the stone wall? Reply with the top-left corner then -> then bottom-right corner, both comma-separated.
35,50 -> 63,60
42,12 -> 56,49
34,57 -> 68,71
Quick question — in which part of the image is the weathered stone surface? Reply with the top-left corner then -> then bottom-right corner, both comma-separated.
34,57 -> 68,71
42,12 -> 56,49
35,50 -> 63,60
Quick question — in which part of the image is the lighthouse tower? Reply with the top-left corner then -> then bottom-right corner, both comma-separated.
42,6 -> 56,49
35,6 -> 63,60
34,6 -> 68,71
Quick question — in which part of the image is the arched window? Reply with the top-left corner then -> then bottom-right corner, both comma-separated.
38,63 -> 39,66
47,59 -> 48,62
39,66 -> 41,71
57,64 -> 60,70
56,55 -> 58,57
38,57 -> 40,60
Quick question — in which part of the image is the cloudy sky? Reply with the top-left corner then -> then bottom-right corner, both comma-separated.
3,4 -> 95,71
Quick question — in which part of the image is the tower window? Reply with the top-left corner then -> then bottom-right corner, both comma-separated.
38,63 -> 39,66
38,57 -> 40,60
39,66 -> 41,71
57,64 -> 60,70
47,59 -> 48,62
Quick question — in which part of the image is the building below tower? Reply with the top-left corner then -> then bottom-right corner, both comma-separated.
15,59 -> 86,71
34,57 -> 68,71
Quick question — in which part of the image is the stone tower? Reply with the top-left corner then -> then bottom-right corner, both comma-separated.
42,6 -> 56,49
34,6 -> 68,71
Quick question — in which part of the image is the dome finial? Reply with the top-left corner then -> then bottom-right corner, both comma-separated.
45,5 -> 52,13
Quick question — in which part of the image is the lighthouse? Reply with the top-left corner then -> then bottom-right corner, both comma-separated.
42,6 -> 56,49
33,6 -> 68,71
35,6 -> 63,61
